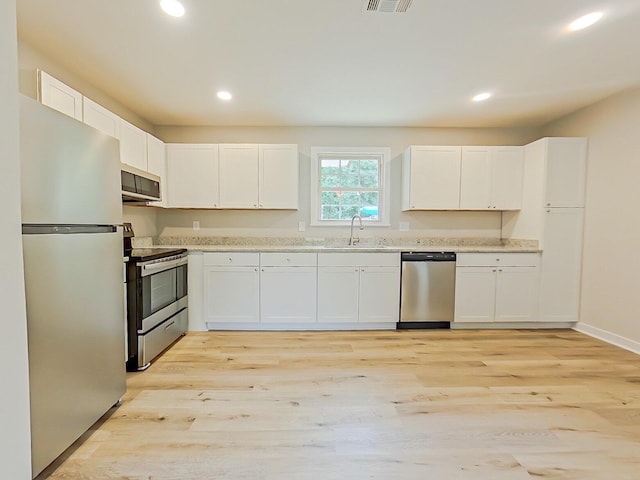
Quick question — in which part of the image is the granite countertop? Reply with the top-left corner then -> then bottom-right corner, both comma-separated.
142,236 -> 541,254
160,245 -> 540,253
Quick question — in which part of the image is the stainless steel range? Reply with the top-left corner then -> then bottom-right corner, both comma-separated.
124,226 -> 188,371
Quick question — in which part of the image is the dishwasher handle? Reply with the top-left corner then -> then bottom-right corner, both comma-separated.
401,252 -> 456,262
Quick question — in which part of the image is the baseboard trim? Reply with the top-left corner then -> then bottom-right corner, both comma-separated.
574,322 -> 640,355
452,322 -> 574,330
206,322 -> 397,331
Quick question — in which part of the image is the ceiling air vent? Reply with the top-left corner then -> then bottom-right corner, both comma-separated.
364,0 -> 413,13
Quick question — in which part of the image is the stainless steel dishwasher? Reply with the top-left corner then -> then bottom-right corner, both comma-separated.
398,252 -> 456,329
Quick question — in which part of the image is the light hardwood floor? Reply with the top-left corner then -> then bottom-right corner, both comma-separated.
39,329 -> 640,479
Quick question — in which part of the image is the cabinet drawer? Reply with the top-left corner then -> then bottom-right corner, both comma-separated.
139,308 -> 187,365
203,252 -> 259,266
456,252 -> 539,267
318,252 -> 400,267
260,252 -> 317,267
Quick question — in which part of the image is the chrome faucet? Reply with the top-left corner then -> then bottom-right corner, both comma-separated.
349,214 -> 364,246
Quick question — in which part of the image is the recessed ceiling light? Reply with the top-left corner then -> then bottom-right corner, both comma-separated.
472,92 -> 492,102
217,91 -> 233,101
160,0 -> 185,17
568,11 -> 603,31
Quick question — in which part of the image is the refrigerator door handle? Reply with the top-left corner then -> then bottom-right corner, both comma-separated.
22,224 -> 117,235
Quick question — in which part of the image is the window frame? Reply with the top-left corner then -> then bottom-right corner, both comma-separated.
310,146 -> 391,227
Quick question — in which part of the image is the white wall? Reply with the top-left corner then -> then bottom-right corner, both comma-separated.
543,87 -> 640,345
0,0 -> 33,477
123,205 -> 158,238
155,125 -> 541,239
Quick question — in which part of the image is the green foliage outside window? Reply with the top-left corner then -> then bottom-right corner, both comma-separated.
319,157 -> 380,220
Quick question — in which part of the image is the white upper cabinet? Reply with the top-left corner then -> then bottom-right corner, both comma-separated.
402,146 -> 462,210
38,71 -> 83,121
166,144 -> 219,208
218,144 -> 299,210
218,144 -> 260,208
146,134 -> 166,207
459,147 -> 491,210
544,138 -> 587,207
82,97 -> 119,138
259,144 -> 298,209
119,119 -> 148,170
459,146 -> 524,210
490,146 -> 524,209
404,144 -> 524,211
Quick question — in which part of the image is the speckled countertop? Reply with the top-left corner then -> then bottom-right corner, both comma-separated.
140,236 -> 540,253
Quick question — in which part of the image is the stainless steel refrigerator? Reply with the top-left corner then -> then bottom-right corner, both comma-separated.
19,96 -> 126,477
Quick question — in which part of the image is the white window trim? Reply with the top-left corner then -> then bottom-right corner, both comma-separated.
310,146 -> 391,227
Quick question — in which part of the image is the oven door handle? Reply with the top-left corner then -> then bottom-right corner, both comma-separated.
140,257 -> 188,276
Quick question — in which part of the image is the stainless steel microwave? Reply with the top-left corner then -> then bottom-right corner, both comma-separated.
121,164 -> 161,202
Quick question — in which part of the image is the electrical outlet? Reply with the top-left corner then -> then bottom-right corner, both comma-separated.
399,222 -> 410,231
298,221 -> 306,232
193,221 -> 200,231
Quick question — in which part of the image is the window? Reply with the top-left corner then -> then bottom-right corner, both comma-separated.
310,147 -> 391,226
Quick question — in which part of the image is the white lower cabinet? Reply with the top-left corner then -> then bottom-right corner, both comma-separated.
318,253 -> 400,324
453,267 -> 496,323
454,253 -> 540,324
203,253 -> 260,324
494,266 -> 540,322
359,266 -> 401,323
202,251 -> 399,328
260,253 -> 317,323
317,267 -> 361,323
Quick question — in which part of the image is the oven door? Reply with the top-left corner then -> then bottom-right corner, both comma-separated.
138,256 -> 188,332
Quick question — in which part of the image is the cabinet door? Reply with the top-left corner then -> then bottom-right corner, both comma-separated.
146,134 -> 166,207
408,146 -> 461,209
317,267 -> 360,323
259,144 -> 298,209
119,119 -> 148,170
359,266 -> 400,323
545,138 -> 587,207
454,267 -> 496,323
38,71 -> 83,121
82,97 -> 119,138
260,267 -> 316,323
166,144 -> 219,208
494,267 -> 539,322
204,266 -> 260,323
219,144 -> 259,208
538,208 -> 584,321
491,146 -> 524,210
460,147 -> 491,210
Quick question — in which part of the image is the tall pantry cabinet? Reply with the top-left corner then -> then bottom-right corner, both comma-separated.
502,137 -> 587,323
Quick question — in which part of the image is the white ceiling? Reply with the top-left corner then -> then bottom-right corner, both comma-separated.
15,0 -> 640,128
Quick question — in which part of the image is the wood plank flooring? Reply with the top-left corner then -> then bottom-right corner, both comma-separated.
38,329 -> 640,479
